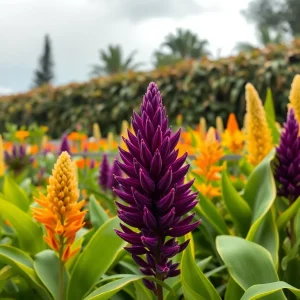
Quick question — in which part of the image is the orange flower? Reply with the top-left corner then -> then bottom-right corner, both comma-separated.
29,144 -> 39,155
221,113 -> 245,154
15,130 -> 29,141
193,127 -> 224,198
32,152 -> 86,262
67,132 -> 87,142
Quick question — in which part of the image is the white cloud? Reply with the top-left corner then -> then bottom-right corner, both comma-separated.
0,0 -> 255,93
0,87 -> 13,95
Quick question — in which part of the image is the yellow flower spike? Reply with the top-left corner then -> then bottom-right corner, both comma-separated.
216,116 -> 224,136
289,74 -> 300,124
107,132 -> 114,151
199,117 -> 207,135
93,123 -> 101,141
32,152 -> 86,262
193,127 -> 224,198
226,113 -> 239,134
0,135 -> 5,177
245,83 -> 273,166
120,120 -> 129,149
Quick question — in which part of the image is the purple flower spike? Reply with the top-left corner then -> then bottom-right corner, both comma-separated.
109,159 -> 122,190
274,108 -> 300,203
114,82 -> 200,294
99,154 -> 110,191
59,134 -> 70,154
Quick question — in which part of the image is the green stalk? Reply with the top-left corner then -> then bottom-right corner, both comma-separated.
59,236 -> 65,300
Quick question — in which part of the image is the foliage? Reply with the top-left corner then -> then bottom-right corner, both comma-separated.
90,45 -> 142,76
1,41 -> 300,138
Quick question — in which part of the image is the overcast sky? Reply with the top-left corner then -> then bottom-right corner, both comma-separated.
0,0 -> 256,94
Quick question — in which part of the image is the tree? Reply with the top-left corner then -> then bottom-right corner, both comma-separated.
153,28 -> 210,68
33,34 -> 54,87
90,45 -> 142,76
242,0 -> 300,37
235,25 -> 284,53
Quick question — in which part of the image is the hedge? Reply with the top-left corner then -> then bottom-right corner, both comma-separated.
1,40 -> 300,138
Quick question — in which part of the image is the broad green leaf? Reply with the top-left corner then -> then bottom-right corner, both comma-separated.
264,89 -> 280,144
225,277 -> 244,300
89,195 -> 109,229
216,236 -> 285,300
251,209 -> 279,266
264,88 -> 275,121
181,235 -> 221,300
241,281 -> 300,300
221,167 -> 251,236
3,175 -> 29,211
34,250 -> 69,300
0,199 -> 44,254
134,280 -> 154,300
295,208 -> 300,241
244,150 -> 276,241
0,245 -> 50,299
197,256 -> 213,271
85,275 -> 172,300
277,196 -> 300,230
196,193 -> 230,235
165,280 -> 182,300
67,217 -> 126,300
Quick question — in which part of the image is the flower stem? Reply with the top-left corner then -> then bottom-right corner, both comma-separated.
156,274 -> 163,300
59,236 -> 65,300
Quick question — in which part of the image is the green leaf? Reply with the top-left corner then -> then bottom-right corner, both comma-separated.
0,199 -> 44,254
197,256 -> 213,271
67,217 -> 126,300
3,175 -> 29,211
181,235 -> 221,300
0,245 -> 50,299
134,280 -> 154,300
244,150 -> 276,241
264,89 -> 280,144
264,88 -> 275,121
85,275 -> 172,300
225,277 -> 244,300
34,250 -> 69,300
277,196 -> 300,230
221,167 -> 252,236
295,208 -> 300,241
216,236 -> 285,300
89,195 -> 109,229
241,281 -> 300,300
196,193 -> 230,235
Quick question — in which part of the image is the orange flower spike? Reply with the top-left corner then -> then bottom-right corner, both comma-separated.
32,151 -> 86,262
226,113 -> 239,134
193,127 -> 224,198
15,130 -> 29,141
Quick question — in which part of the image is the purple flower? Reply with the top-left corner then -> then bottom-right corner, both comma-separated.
59,134 -> 70,154
108,158 -> 122,191
89,159 -> 96,169
114,82 -> 200,294
99,154 -> 110,190
5,144 -> 34,175
274,108 -> 300,203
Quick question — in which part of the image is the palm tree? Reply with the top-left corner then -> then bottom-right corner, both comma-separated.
153,28 -> 210,68
235,25 -> 284,53
90,45 -> 142,76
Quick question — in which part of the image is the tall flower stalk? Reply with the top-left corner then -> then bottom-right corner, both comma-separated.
273,108 -> 300,245
245,83 -> 273,166
32,152 -> 86,300
289,74 -> 300,125
114,82 -> 200,298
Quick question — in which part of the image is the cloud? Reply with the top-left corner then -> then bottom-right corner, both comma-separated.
0,87 -> 13,95
101,0 -> 203,22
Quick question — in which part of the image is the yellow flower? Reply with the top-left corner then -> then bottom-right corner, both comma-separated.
221,113 -> 245,154
120,120 -> 129,150
289,74 -> 300,124
32,152 -> 86,262
199,117 -> 207,135
0,135 -> 5,177
216,116 -> 224,136
93,123 -> 101,141
193,127 -> 224,198
15,130 -> 29,141
245,83 -> 273,166
107,132 -> 115,151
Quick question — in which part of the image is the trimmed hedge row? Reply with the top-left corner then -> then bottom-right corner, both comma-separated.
1,40 -> 300,137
